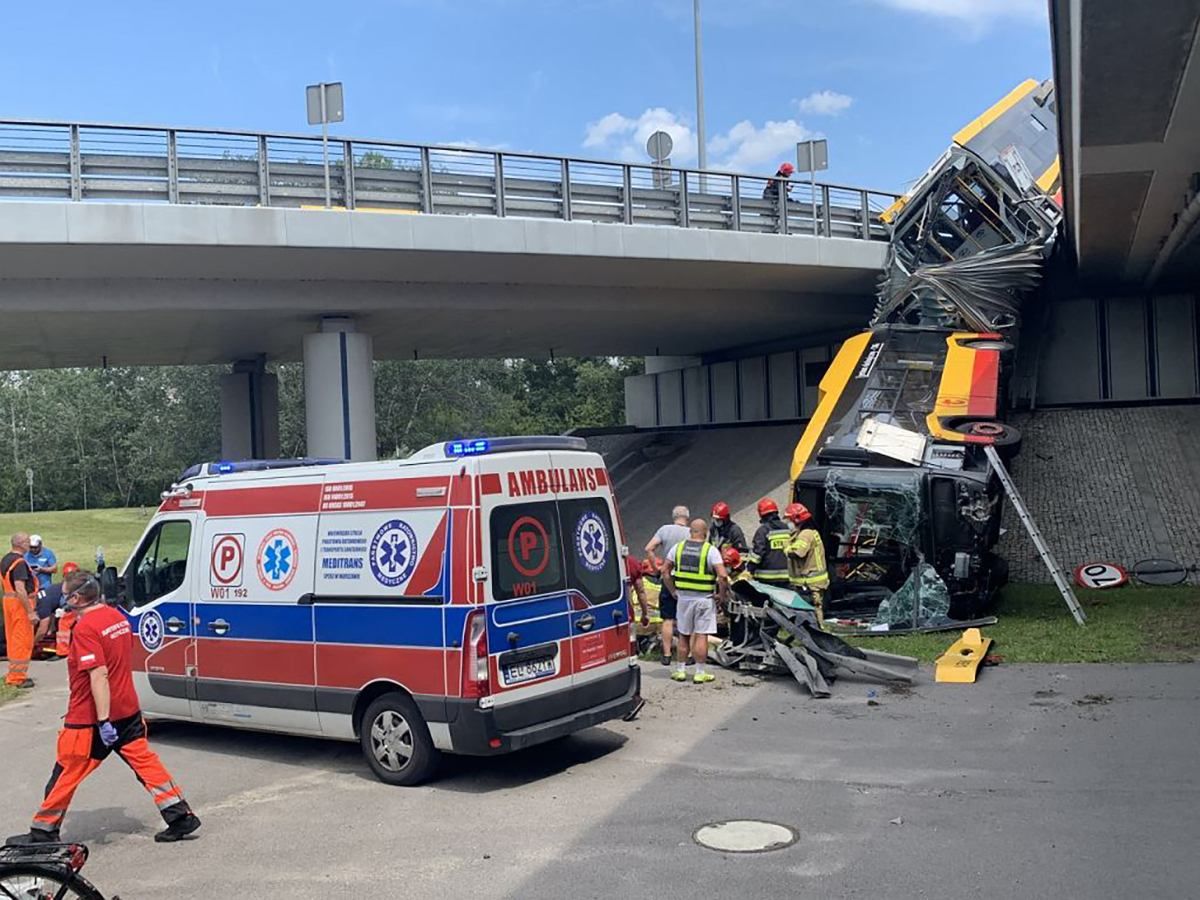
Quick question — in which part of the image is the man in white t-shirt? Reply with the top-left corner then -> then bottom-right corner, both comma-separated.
644,505 -> 691,665
662,519 -> 729,684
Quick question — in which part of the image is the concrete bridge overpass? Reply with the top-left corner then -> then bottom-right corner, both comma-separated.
0,119 -> 896,459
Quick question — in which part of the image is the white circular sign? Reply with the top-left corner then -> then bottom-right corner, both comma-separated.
1073,562 -> 1128,590
693,820 -> 797,853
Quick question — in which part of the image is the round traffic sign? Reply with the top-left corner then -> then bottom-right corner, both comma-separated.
646,130 -> 674,162
1073,562 -> 1128,589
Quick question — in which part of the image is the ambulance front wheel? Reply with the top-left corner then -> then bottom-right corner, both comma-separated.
360,693 -> 441,786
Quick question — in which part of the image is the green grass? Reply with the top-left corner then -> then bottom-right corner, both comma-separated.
0,683 -> 20,707
842,583 -> 1200,664
0,507 -> 152,575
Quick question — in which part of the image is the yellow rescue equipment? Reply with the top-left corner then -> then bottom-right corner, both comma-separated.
934,628 -> 994,683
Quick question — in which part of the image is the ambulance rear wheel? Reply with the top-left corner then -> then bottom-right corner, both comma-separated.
361,693 -> 440,786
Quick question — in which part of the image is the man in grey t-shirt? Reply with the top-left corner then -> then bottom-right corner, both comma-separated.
644,505 -> 691,665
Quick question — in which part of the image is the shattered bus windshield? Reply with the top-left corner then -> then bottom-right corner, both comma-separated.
823,469 -> 922,594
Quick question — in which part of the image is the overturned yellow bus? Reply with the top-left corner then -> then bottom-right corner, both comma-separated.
790,82 -> 1062,622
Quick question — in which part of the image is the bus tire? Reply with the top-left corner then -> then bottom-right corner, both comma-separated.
954,421 -> 1022,455
360,692 -> 441,786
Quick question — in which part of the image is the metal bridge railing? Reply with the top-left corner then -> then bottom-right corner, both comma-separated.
0,120 -> 898,241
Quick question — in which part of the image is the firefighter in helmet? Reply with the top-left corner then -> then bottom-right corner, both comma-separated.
708,502 -> 748,554
746,498 -> 791,586
784,502 -> 829,627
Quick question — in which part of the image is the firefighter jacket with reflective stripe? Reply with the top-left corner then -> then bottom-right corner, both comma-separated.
747,516 -> 791,582
786,526 -> 829,590
672,540 -> 718,594
708,520 -> 749,553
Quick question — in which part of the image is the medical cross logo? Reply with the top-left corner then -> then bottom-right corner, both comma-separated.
575,512 -> 609,573
369,519 -> 419,588
257,528 -> 299,591
139,610 -> 164,651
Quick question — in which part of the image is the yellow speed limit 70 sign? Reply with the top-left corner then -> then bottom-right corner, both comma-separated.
1073,562 -> 1128,589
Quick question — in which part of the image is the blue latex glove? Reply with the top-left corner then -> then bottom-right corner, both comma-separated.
98,721 -> 119,747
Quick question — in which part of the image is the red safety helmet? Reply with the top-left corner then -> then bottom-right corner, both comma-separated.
757,497 -> 779,518
711,501 -> 731,519
721,547 -> 741,570
784,502 -> 812,525
778,162 -> 795,176
62,561 -> 80,577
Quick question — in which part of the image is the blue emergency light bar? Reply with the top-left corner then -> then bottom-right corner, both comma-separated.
441,435 -> 588,458
178,458 -> 348,480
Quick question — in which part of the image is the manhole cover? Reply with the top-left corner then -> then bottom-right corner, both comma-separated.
693,820 -> 797,853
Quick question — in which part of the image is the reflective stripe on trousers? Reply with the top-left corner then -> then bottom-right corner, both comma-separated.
3,595 -> 34,685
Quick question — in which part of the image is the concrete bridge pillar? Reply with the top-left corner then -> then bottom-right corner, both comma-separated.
220,357 -> 280,460
303,317 -> 377,461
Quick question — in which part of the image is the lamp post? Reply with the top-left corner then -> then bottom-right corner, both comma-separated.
693,0 -> 707,191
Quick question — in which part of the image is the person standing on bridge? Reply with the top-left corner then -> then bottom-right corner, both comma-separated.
7,571 -> 202,846
661,519 -> 728,684
3,532 -> 39,689
762,162 -> 795,202
644,505 -> 691,666
784,502 -> 829,628
746,498 -> 791,586
708,502 -> 748,554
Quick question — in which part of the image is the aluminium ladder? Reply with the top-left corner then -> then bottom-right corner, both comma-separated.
984,444 -> 1087,625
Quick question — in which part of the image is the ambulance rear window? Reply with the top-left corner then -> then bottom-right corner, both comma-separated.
560,498 -> 621,605
490,501 -> 566,602
488,498 -> 621,604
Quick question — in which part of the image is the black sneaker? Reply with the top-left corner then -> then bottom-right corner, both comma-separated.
155,813 -> 201,843
660,653 -> 672,666
15,679 -> 36,690
6,830 -> 59,846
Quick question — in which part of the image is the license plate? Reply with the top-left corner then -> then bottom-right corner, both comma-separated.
502,657 -> 556,686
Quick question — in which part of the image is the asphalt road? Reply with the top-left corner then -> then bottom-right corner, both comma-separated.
2,657 -> 1198,899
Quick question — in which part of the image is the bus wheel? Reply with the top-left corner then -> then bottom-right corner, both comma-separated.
954,421 -> 1022,455
360,693 -> 441,786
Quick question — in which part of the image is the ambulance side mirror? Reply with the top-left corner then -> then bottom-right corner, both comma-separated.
100,567 -> 124,608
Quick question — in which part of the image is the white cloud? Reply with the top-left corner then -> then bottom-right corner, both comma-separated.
869,0 -> 1045,25
709,119 -> 816,172
582,108 -> 697,164
583,109 -> 814,174
796,90 -> 853,116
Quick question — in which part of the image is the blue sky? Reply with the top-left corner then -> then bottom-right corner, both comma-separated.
0,0 -> 1051,192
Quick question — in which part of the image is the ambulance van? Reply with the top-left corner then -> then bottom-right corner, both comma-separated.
100,436 -> 642,785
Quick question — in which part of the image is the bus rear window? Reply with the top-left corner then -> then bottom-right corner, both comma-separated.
489,499 -> 621,604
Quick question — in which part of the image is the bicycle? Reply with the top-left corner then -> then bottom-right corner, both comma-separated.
0,843 -> 116,900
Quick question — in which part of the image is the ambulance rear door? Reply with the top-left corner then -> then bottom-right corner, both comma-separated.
550,451 -> 631,691
479,453 -> 577,708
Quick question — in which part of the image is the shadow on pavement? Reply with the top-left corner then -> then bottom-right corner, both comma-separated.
145,720 -> 362,774
431,729 -> 628,794
145,717 -> 627,793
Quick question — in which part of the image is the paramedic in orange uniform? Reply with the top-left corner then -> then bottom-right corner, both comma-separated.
3,532 -> 38,689
6,571 -> 202,845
